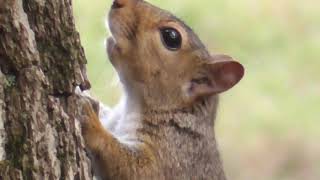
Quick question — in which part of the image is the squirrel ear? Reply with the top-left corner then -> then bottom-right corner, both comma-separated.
187,54 -> 244,101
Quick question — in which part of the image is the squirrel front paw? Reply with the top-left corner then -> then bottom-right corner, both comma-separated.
78,97 -> 104,144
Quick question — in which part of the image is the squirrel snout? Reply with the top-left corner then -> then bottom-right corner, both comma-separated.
112,0 -> 124,9
111,0 -> 139,9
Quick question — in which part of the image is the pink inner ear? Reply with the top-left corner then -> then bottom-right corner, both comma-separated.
186,58 -> 244,102
211,61 -> 244,93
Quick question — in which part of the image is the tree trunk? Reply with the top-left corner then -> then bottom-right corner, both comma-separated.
0,0 -> 94,179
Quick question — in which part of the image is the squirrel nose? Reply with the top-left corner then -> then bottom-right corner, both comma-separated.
112,0 -> 125,9
112,0 -> 124,9
112,0 -> 139,9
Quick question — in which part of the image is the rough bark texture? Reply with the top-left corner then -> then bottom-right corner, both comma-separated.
0,0 -> 93,179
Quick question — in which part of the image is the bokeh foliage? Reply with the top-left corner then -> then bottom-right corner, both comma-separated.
74,0 -> 320,179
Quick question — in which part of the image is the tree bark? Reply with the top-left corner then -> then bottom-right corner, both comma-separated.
0,0 -> 93,179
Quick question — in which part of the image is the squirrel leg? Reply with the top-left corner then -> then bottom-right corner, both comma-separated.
79,101 -> 159,180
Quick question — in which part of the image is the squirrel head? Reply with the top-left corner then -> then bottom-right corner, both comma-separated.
107,0 -> 244,110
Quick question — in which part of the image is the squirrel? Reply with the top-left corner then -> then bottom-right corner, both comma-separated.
78,0 -> 244,179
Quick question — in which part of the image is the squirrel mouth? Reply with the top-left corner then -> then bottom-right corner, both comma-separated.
106,36 -> 123,65
107,37 -> 118,56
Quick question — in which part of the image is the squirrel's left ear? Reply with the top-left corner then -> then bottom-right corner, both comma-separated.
186,54 -> 244,101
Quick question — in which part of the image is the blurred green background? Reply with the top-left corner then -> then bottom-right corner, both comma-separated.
73,0 -> 320,179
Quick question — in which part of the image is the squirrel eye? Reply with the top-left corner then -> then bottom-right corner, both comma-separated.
160,27 -> 182,50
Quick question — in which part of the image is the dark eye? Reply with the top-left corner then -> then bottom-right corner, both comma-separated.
160,27 -> 182,50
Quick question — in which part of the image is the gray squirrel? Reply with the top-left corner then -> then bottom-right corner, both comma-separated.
79,0 -> 245,179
